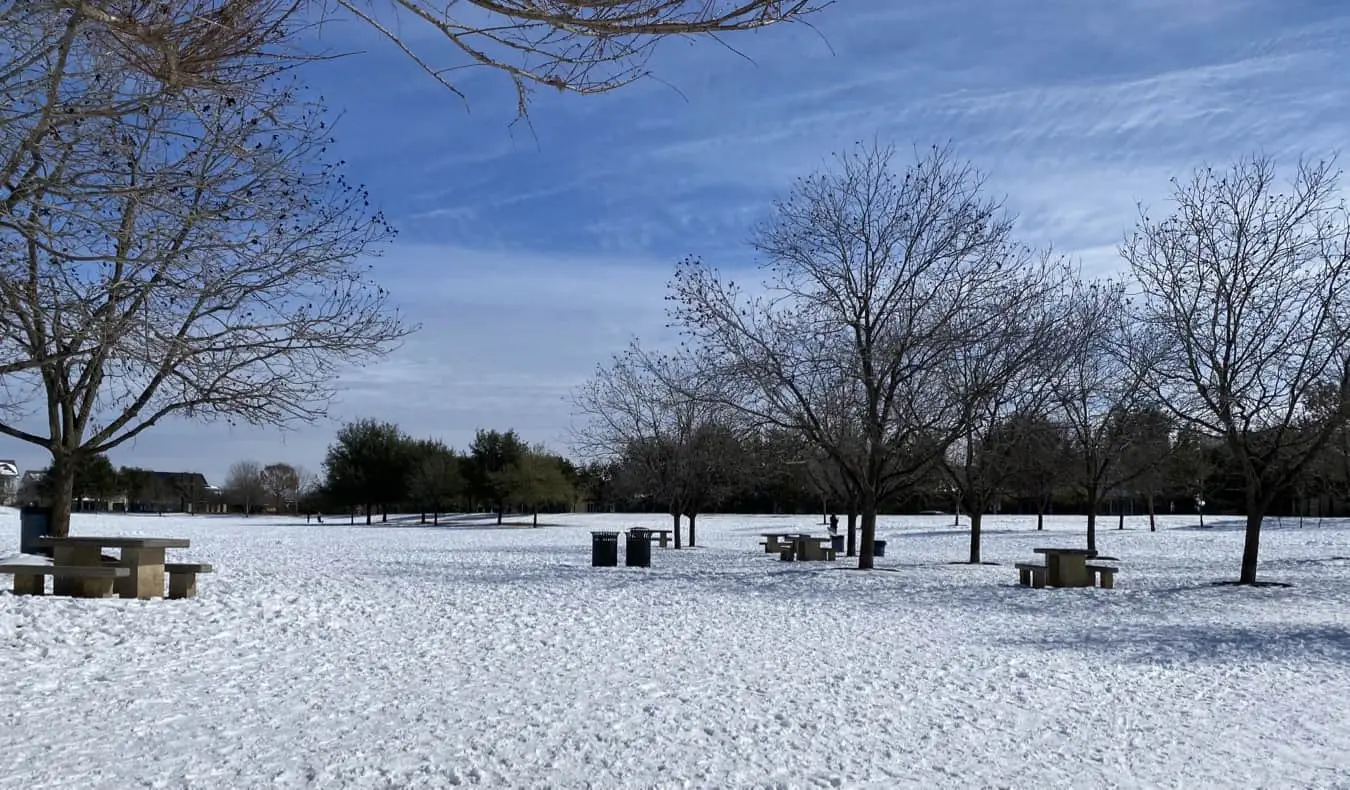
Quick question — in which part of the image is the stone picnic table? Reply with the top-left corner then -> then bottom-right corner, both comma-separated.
1016,547 -> 1117,589
0,536 -> 213,599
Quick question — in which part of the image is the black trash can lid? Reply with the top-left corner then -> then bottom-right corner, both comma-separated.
591,530 -> 620,536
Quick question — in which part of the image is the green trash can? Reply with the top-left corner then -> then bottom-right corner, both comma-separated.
591,531 -> 619,567
873,539 -> 887,558
625,528 -> 652,568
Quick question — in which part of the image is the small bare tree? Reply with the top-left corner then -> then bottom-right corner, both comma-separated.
0,21 -> 409,537
260,462 -> 301,512
1050,280 -> 1162,555
225,460 -> 266,514
1123,155 -> 1350,584
938,263 -> 1074,563
671,142 -> 1050,569
572,342 -> 735,548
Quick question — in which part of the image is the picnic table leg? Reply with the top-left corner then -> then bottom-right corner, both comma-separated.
659,533 -> 669,549
118,547 -> 167,599
52,545 -> 102,597
1061,556 -> 1090,588
13,572 -> 44,596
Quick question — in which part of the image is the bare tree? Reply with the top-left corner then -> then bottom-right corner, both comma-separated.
671,142 -> 1046,569
938,263 -> 1074,564
260,462 -> 301,512
572,342 -> 735,548
1123,155 -> 1350,584
225,460 -> 266,514
0,20 -> 409,537
1050,280 -> 1161,556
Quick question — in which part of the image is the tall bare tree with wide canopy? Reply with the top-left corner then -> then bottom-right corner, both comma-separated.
1123,155 -> 1350,585
0,9 -> 408,537
671,142 -> 1055,569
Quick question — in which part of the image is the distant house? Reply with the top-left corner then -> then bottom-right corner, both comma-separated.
0,460 -> 17,505
128,471 -> 226,514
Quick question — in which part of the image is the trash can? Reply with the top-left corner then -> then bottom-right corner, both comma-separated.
591,531 -> 619,567
873,539 -> 887,558
830,534 -> 845,553
625,528 -> 652,568
19,505 -> 53,555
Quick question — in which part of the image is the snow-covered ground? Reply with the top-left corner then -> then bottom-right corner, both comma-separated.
1,508 -> 1348,789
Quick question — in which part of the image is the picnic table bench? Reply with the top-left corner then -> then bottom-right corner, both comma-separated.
0,562 -> 130,597
642,529 -> 675,548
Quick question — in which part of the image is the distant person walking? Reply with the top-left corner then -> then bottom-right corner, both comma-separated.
829,514 -> 839,535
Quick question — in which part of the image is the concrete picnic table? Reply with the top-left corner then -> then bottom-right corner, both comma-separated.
36,536 -> 191,599
1032,547 -> 1095,587
759,532 -> 813,553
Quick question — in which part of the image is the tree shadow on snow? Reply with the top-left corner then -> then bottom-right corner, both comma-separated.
1014,623 -> 1350,666
890,528 -> 1022,540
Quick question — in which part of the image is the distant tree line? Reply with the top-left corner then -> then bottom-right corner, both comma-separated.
297,421 -> 576,526
576,412 -> 1350,523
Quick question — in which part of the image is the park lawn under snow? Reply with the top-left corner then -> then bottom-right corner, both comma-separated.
1,509 -> 1348,789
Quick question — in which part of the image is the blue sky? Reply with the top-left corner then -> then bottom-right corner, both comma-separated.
7,0 -> 1350,484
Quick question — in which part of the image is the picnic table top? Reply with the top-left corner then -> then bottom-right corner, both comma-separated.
645,528 -> 673,534
1032,547 -> 1094,556
761,531 -> 818,537
36,536 -> 191,549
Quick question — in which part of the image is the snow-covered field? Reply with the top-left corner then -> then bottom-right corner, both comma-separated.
1,508 -> 1348,789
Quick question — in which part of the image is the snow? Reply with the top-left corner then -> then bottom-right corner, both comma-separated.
2,508 -> 1349,789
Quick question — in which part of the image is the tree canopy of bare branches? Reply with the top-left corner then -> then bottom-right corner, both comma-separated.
571,341 -> 741,547
940,272 -> 1075,563
40,1 -> 824,115
0,14 -> 409,537
1049,280 -> 1166,555
1124,154 -> 1350,584
225,459 -> 266,513
336,0 -> 824,111
670,141 -> 1052,569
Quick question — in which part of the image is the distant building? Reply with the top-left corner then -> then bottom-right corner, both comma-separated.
0,460 -> 17,504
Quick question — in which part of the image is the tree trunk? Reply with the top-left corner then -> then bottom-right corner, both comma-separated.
48,453 -> 77,538
532,508 -> 538,527
432,507 -> 439,526
420,510 -> 426,525
381,505 -> 388,523
1240,491 -> 1265,585
846,508 -> 858,557
671,510 -> 682,549
364,503 -> 372,525
1147,494 -> 1156,532
1036,506 -> 1044,531
687,512 -> 697,547
1118,510 -> 1125,530
1085,490 -> 1098,555
496,507 -> 504,526
857,497 -> 877,570
967,509 -> 983,564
